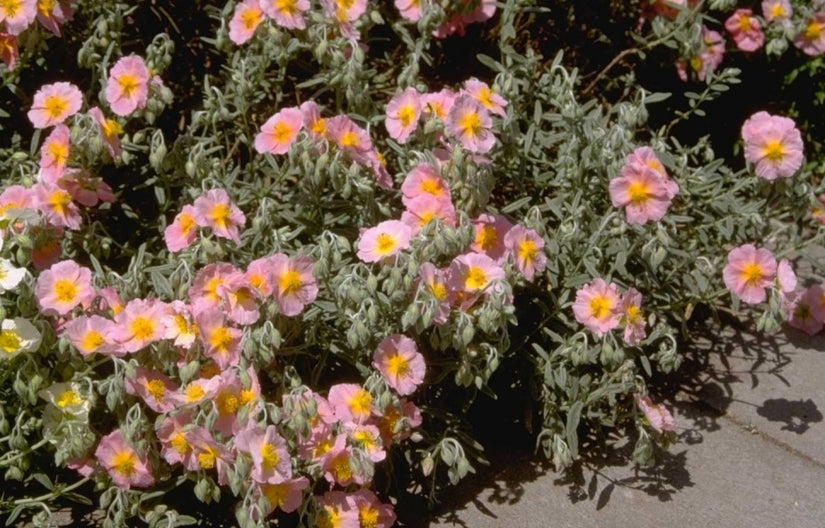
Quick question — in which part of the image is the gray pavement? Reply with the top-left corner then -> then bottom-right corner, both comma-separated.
420,318 -> 825,528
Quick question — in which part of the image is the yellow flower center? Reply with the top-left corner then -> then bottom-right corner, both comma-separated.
276,0 -> 297,14
241,6 -> 262,28
208,326 -> 233,352
517,239 -> 538,262
56,389 -> 82,407
209,203 -> 230,229
475,225 -> 498,250
103,119 -> 123,138
459,111 -> 482,138
589,295 -> 614,320
690,56 -> 703,72
43,94 -> 68,119
738,15 -> 752,32
205,276 -> 224,302
397,105 -> 416,127
740,262 -> 764,285
198,448 -> 217,469
144,379 -> 166,403
170,431 -> 190,454
339,131 -> 359,148
311,118 -> 327,137
332,454 -> 353,481
272,121 -> 294,143
46,140 -> 69,165
248,273 -> 266,292
279,270 -> 303,295
0,329 -> 21,354
111,450 -> 137,477
464,266 -> 488,291
386,352 -> 410,378
769,4 -> 787,19
428,281 -> 447,301
359,506 -> 380,528
626,304 -> 642,324
420,178 -> 442,196
217,392 -> 240,415
626,181 -> 651,204
806,21 -> 822,40
48,189 -> 71,213
117,73 -> 139,98
53,279 -> 78,304
348,389 -> 372,416
184,383 -> 206,403
261,483 -> 287,509
130,316 -> 155,341
476,86 -> 494,109
375,233 -> 398,255
260,442 -> 280,469
762,139 -> 786,162
177,212 -> 196,235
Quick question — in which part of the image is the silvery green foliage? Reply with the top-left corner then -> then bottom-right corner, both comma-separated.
0,0 -> 823,526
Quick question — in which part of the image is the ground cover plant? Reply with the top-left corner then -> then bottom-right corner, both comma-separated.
1,0 -> 824,526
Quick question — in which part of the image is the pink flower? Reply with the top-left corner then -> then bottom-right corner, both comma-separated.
261,0 -> 310,29
609,166 -> 673,225
234,424 -> 292,484
357,220 -> 412,263
401,163 -> 450,206
95,430 -> 155,489
350,489 -> 397,528
722,244 -> 777,305
229,0 -> 264,44
793,14 -> 825,56
372,334 -> 426,396
504,224 -> 546,282
28,82 -> 83,129
422,88 -> 456,123
572,278 -> 622,337
33,182 -> 81,229
61,315 -> 117,357
125,366 -> 178,413
321,435 -> 365,486
35,259 -> 95,316
164,204 -> 199,252
345,423 -> 385,462
156,411 -> 196,468
254,107 -> 304,155
189,262 -> 244,314
621,288 -> 646,345
300,100 -> 328,141
463,77 -> 507,118
196,308 -> 243,370
470,213 -> 513,263
271,254 -> 318,317
192,189 -> 246,244
777,259 -> 797,293
110,298 -> 168,353
0,33 -> 19,70
58,169 -> 115,207
762,0 -> 792,23
725,9 -> 764,52
326,115 -> 373,153
171,376 -> 222,407
0,0 -> 36,35
741,111 -> 804,181
163,300 -> 198,348
376,398 -> 422,445
105,55 -> 150,116
400,194 -> 457,235
316,491 -> 359,528
36,0 -> 73,36
676,26 -> 725,82
635,395 -> 676,433
245,254 -> 279,296
186,427 -> 234,485
323,0 -> 367,23
784,287 -> 824,336
385,87 -> 422,144
446,252 -> 506,310
446,94 -> 495,153
416,262 -> 450,326
39,124 -> 70,183
253,477 -> 310,516
328,383 -> 374,424
395,0 -> 423,21
88,107 -> 123,159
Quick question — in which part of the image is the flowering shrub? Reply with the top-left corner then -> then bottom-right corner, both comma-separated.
1,1 -> 824,527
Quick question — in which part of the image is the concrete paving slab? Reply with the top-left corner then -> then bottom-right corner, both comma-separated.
679,318 -> 825,466
417,402 -> 825,528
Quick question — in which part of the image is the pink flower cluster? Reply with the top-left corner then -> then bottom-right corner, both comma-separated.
164,189 -> 246,248
385,78 -> 507,154
676,26 -> 725,82
430,0 -> 496,38
573,278 -> 647,345
723,244 -> 825,335
228,0 -> 311,44
0,0 -> 73,70
609,147 -> 679,225
741,111 -> 803,181
254,102 -> 392,189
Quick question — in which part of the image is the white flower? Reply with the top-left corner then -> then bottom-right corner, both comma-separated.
0,259 -> 26,292
39,382 -> 92,423
0,318 -> 42,359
